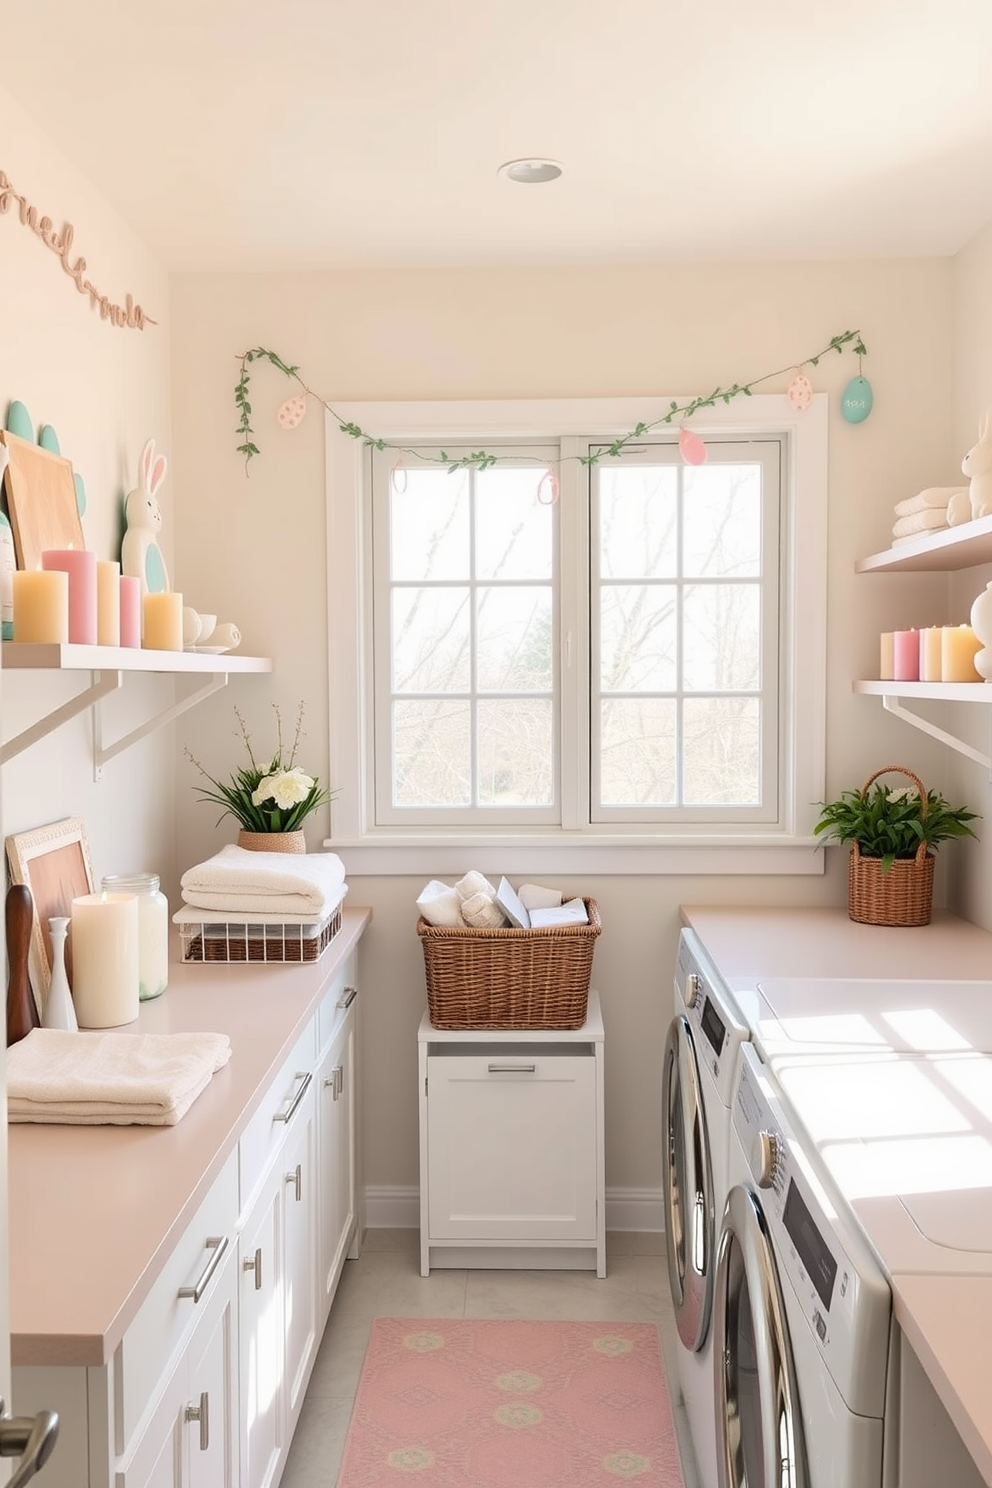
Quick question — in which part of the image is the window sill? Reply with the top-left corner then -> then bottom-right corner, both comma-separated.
322,835 -> 826,877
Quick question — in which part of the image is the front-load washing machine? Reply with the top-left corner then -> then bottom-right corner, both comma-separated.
715,1041 -> 892,1488
664,928 -> 751,1488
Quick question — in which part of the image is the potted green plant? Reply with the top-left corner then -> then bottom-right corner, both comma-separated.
814,765 -> 979,925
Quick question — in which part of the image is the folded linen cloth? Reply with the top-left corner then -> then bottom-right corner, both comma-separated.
181,845 -> 346,915
891,508 -> 951,539
416,880 -> 464,927
893,486 -> 966,517
7,1029 -> 232,1126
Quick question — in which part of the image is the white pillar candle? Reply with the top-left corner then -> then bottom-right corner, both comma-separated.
70,892 -> 139,1027
919,627 -> 943,682
97,560 -> 121,646
12,568 -> 69,642
142,591 -> 183,650
879,632 -> 895,681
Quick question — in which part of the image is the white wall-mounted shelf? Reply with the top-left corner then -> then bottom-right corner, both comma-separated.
856,517 -> 992,574
1,642 -> 273,775
853,681 -> 992,771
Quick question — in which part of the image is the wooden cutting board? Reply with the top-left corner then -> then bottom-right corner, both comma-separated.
0,429 -> 85,571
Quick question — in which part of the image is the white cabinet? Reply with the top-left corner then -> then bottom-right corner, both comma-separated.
317,984 -> 357,1319
418,991 -> 605,1278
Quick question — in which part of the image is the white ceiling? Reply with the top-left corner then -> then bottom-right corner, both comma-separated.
6,0 -> 992,272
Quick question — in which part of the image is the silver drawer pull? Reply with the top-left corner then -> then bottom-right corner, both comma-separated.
487,1063 -> 537,1073
274,1070 -> 312,1124
178,1236 -> 229,1303
286,1163 -> 302,1202
185,1392 -> 209,1452
338,985 -> 358,1009
322,1064 -> 344,1099
243,1246 -> 263,1290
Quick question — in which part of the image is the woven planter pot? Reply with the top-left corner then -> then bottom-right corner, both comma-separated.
237,829 -> 306,854
847,841 -> 934,926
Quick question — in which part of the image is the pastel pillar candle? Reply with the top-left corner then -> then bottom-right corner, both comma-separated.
97,560 -> 121,646
142,590 -> 183,651
12,568 -> 69,642
941,624 -> 982,682
893,629 -> 919,681
919,627 -> 942,683
42,548 -> 97,644
70,892 -> 139,1027
119,575 -> 141,648
879,632 -> 895,681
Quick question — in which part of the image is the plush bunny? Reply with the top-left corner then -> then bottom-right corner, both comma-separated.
121,438 -> 169,596
962,410 -> 992,520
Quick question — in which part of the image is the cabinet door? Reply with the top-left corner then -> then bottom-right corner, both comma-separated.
318,1006 -> 356,1319
239,1173 -> 285,1488
281,1084 -> 317,1433
186,1249 -> 239,1488
426,1053 -> 598,1241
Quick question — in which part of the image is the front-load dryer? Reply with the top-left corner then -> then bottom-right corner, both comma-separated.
664,928 -> 751,1488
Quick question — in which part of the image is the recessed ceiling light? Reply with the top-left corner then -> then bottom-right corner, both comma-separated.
498,159 -> 563,185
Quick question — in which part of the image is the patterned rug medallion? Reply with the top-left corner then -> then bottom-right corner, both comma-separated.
337,1317 -> 686,1487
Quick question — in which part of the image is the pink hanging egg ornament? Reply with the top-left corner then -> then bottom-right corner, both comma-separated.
276,394 -> 307,430
787,370 -> 814,412
678,427 -> 707,466
537,466 -> 560,504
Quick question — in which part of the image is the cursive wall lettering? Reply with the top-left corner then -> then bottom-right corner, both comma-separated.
0,168 -> 157,330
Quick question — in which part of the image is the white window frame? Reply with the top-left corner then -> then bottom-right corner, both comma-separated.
324,394 -> 827,877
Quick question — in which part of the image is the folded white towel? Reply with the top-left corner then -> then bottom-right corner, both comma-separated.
892,509 -> 951,539
7,1029 -> 232,1126
416,880 -> 464,928
181,845 -> 346,915
461,891 -> 507,929
893,487 -> 965,517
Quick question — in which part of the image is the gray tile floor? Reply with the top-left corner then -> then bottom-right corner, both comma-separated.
282,1228 -> 701,1488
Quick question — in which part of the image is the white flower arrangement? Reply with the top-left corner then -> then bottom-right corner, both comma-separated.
186,703 -> 334,833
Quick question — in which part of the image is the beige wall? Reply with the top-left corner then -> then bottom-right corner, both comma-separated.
170,261 -> 961,1210
0,85 -> 175,898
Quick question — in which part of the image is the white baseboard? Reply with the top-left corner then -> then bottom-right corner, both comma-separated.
363,1185 -> 664,1235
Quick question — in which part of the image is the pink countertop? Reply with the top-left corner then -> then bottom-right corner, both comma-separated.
8,907 -> 371,1368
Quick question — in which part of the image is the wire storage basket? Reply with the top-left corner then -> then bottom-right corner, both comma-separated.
177,902 -> 343,963
847,766 -> 934,927
417,898 -> 601,1029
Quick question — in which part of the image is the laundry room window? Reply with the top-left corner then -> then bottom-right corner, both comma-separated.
324,395 -> 827,874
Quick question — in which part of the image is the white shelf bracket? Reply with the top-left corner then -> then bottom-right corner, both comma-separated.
93,672 -> 230,780
1,670 -> 124,766
882,694 -> 992,774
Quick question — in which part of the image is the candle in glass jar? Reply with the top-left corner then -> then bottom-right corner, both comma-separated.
101,873 -> 168,1000
941,624 -> 982,683
919,627 -> 942,682
119,575 -> 141,648
97,560 -> 121,646
142,591 -> 183,651
70,892 -> 139,1027
42,548 -> 97,644
893,629 -> 920,681
12,568 -> 69,642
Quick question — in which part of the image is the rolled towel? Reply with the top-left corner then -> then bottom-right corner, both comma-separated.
455,870 -> 496,901
460,891 -> 507,929
893,486 -> 966,517
416,880 -> 464,927
181,845 -> 346,915
7,1028 -> 232,1126
891,509 -> 951,539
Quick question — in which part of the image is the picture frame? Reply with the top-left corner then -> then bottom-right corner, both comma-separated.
5,817 -> 95,1017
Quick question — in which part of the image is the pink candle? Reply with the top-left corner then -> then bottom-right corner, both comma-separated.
119,575 -> 141,648
893,629 -> 920,681
42,548 -> 97,644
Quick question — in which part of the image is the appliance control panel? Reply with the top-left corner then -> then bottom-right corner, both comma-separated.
674,928 -> 749,1105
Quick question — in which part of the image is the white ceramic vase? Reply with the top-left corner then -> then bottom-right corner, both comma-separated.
970,581 -> 992,680
44,916 -> 78,1032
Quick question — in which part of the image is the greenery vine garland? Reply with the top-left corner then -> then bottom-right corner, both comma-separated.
234,330 -> 867,475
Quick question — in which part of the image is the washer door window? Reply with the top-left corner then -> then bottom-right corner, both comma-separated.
714,1185 -> 809,1488
662,1015 -> 714,1351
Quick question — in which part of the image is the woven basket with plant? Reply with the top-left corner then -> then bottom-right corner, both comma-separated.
814,765 -> 979,926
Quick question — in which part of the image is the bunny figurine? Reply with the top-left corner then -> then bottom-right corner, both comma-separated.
962,410 -> 992,521
121,438 -> 170,596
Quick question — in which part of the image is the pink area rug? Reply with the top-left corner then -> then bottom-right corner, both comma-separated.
337,1317 -> 686,1487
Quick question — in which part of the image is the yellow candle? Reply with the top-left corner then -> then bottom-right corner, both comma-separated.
97,560 -> 121,646
879,632 -> 895,680
70,892 -> 139,1027
941,624 -> 982,682
142,591 -> 183,651
919,627 -> 942,682
12,568 -> 69,642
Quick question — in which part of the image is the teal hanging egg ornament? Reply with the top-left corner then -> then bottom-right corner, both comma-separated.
841,375 -> 873,424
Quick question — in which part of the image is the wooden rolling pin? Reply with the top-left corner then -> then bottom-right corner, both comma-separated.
6,882 -> 39,1045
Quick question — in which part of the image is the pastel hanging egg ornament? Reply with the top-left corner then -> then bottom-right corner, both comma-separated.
679,427 -> 707,466
787,370 -> 814,412
6,401 -> 33,441
841,375 -> 873,423
277,394 -> 307,430
38,424 -> 61,453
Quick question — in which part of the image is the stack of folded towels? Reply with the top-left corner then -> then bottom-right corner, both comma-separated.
180,846 -> 347,921
891,486 -> 971,544
7,1028 -> 232,1126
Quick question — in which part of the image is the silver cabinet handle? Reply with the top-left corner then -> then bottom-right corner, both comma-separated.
178,1235 -> 229,1303
337,985 -> 358,1009
286,1163 -> 302,1202
323,1065 -> 344,1099
487,1063 -> 537,1073
185,1392 -> 209,1452
274,1069 -> 312,1123
243,1245 -> 263,1291
0,1400 -> 59,1488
